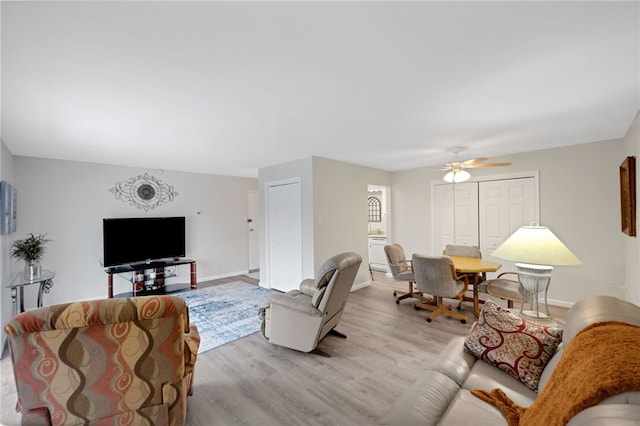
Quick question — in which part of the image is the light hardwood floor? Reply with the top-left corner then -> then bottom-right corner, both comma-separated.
1,271 -> 567,425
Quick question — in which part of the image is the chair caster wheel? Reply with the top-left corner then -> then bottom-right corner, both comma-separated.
426,318 -> 432,323
395,300 -> 400,305
393,292 -> 397,296
461,319 -> 467,324
456,306 -> 462,310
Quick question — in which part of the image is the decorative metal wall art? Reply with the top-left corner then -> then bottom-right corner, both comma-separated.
109,173 -> 178,211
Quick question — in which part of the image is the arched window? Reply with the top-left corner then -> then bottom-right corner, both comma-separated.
368,196 -> 382,222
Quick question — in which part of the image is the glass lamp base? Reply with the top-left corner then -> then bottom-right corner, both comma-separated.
520,310 -> 557,326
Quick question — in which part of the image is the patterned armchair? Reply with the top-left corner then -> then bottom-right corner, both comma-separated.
4,295 -> 200,426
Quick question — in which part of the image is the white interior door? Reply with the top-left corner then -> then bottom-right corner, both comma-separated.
266,180 -> 303,292
434,176 -> 537,267
454,183 -> 479,247
434,184 -> 454,253
480,177 -> 537,270
247,190 -> 259,272
434,182 -> 479,254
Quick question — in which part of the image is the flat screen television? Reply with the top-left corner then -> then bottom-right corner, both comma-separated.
103,217 -> 186,267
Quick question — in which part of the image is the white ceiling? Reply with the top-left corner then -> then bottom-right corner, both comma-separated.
2,1 -> 639,178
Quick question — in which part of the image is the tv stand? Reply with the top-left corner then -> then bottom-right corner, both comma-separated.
106,258 -> 197,298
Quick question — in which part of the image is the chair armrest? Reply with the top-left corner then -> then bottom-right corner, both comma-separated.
268,292 -> 322,316
449,264 -> 469,284
458,274 -> 469,292
184,324 -> 200,370
299,278 -> 318,296
497,271 -> 519,279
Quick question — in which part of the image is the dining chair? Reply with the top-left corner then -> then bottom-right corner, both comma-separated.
485,271 -> 530,309
384,244 -> 422,304
412,254 -> 469,324
443,244 -> 484,310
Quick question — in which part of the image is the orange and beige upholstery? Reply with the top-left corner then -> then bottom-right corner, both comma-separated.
384,244 -> 422,304
412,254 -> 469,324
4,295 -> 200,426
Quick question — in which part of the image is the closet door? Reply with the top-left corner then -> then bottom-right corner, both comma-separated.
434,182 -> 479,253
266,180 -> 303,292
479,177 -> 536,264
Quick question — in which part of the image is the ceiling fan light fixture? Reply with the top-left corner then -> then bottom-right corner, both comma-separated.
443,170 -> 471,183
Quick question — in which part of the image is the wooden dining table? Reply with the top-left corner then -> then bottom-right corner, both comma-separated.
449,255 -> 502,317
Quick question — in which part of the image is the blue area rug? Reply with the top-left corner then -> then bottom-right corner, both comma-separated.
176,281 -> 274,354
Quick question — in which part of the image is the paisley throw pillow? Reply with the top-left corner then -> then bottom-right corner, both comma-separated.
464,300 -> 563,391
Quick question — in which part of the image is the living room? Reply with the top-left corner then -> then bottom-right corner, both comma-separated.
1,1 -> 639,424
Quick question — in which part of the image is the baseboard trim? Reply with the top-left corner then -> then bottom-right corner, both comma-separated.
351,281 -> 371,292
547,298 -> 574,308
257,280 -> 371,292
197,270 -> 251,283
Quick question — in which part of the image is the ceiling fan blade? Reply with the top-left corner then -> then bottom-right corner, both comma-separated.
468,162 -> 512,168
443,162 -> 461,171
461,157 -> 488,166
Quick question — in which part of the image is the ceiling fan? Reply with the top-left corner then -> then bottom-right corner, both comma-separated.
443,157 -> 511,183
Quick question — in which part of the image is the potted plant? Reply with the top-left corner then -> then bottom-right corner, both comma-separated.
11,233 -> 50,279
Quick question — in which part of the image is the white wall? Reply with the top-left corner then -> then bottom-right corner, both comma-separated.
312,157 -> 391,287
258,157 -> 315,284
5,114 -> 639,313
13,157 -> 257,305
622,111 -> 640,305
258,156 -> 391,289
0,142 -> 15,354
392,136 -> 633,306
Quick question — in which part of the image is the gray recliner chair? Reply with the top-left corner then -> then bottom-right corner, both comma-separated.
260,252 -> 362,353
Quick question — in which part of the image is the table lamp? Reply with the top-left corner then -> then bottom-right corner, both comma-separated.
490,224 -> 581,320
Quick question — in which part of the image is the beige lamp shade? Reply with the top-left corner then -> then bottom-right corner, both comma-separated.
491,225 -> 581,266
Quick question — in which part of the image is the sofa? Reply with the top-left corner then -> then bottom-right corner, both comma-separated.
4,295 -> 200,426
381,295 -> 640,425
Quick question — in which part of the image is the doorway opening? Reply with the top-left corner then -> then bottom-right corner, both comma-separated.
368,185 -> 391,274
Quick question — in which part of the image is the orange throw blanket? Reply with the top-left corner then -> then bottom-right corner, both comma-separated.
472,321 -> 640,426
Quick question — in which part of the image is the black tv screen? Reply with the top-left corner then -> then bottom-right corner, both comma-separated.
103,217 -> 186,267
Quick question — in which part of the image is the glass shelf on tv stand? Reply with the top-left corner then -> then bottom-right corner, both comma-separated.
105,258 -> 197,298
129,268 -> 177,292
104,258 -> 196,274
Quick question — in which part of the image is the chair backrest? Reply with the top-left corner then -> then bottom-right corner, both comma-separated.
443,244 -> 481,258
4,295 -> 194,426
412,254 -> 459,298
315,251 -> 362,316
384,244 -> 411,277
313,252 -> 362,340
